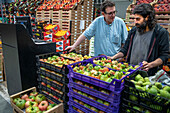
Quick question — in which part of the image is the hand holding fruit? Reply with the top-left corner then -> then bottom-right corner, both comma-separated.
142,61 -> 153,71
66,45 -> 75,52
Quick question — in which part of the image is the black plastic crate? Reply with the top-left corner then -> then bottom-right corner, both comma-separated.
38,74 -> 65,92
36,52 -> 70,74
38,68 -> 69,84
38,84 -> 69,113
38,90 -> 61,104
121,70 -> 170,113
38,83 -> 65,100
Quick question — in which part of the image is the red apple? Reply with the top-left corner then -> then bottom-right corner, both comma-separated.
38,101 -> 49,111
50,87 -> 55,90
41,82 -> 46,86
30,92 -> 38,97
53,96 -> 59,100
21,94 -> 29,100
25,101 -> 38,108
25,98 -> 34,102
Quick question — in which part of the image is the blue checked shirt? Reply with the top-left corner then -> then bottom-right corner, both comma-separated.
83,16 -> 128,56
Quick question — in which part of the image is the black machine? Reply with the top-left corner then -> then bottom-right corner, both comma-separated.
0,23 -> 56,95
15,16 -> 33,38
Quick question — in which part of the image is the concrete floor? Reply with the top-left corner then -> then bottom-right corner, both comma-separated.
0,81 -> 13,113
0,81 -> 10,103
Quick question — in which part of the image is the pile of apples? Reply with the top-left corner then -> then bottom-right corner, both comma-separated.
13,92 -> 57,113
60,52 -> 92,61
40,55 -> 76,67
157,0 -> 170,4
136,0 -> 154,5
154,4 -> 170,12
93,57 -> 139,72
130,74 -> 170,99
73,63 -> 130,82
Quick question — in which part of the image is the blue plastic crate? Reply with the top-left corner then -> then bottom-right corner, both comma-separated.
67,60 -> 142,92
68,97 -> 119,113
68,99 -> 96,113
67,106 -> 82,113
68,89 -> 120,113
68,80 -> 121,103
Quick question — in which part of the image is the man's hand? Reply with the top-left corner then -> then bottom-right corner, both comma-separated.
66,46 -> 75,52
107,56 -> 114,60
142,61 -> 153,71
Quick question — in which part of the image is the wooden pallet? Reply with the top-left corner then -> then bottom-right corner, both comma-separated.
36,10 -> 44,22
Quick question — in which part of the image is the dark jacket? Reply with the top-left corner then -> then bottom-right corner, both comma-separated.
120,24 -> 169,76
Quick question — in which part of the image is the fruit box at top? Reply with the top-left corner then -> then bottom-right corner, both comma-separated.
53,30 -> 70,40
67,60 -> 142,92
44,24 -> 60,32
122,70 -> 170,113
10,87 -> 64,113
90,55 -> 140,72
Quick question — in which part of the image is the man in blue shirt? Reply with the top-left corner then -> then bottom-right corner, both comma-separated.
66,0 -> 128,56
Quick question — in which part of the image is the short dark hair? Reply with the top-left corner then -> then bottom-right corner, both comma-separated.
100,0 -> 115,13
133,3 -> 156,30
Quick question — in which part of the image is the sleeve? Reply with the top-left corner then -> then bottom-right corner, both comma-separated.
121,21 -> 128,44
82,19 -> 97,40
158,29 -> 169,64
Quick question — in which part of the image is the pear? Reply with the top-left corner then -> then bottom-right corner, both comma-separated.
155,82 -> 162,89
136,81 -> 143,86
148,88 -> 158,95
160,90 -> 169,99
144,77 -> 150,82
142,82 -> 151,86
133,106 -> 140,111
163,86 -> 170,93
129,95 -> 138,101
136,85 -> 144,91
135,74 -> 142,81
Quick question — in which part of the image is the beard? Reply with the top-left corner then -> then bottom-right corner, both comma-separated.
136,20 -> 148,35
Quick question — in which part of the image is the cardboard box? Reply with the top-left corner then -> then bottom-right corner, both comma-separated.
10,87 -> 64,113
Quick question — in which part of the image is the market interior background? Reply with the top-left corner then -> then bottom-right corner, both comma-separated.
0,0 -> 169,113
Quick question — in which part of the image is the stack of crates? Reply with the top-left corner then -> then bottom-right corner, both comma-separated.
36,10 -> 44,22
71,0 -> 94,55
36,53 -> 70,113
43,10 -> 52,23
120,70 -> 170,113
67,56 -> 142,113
52,10 -> 62,26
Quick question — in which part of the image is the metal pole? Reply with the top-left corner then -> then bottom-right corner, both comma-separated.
0,0 -> 4,23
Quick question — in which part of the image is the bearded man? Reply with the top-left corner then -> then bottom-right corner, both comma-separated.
109,3 -> 169,76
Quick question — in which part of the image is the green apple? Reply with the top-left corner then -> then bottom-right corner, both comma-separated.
84,104 -> 90,109
97,99 -> 104,104
47,104 -> 57,110
35,94 -> 46,103
26,106 -> 39,113
13,98 -> 21,104
29,95 -> 35,101
25,101 -> 38,108
90,107 -> 99,112
16,99 -> 26,109
103,102 -> 109,106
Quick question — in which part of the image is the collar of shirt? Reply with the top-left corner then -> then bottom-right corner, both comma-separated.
103,17 -> 114,26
